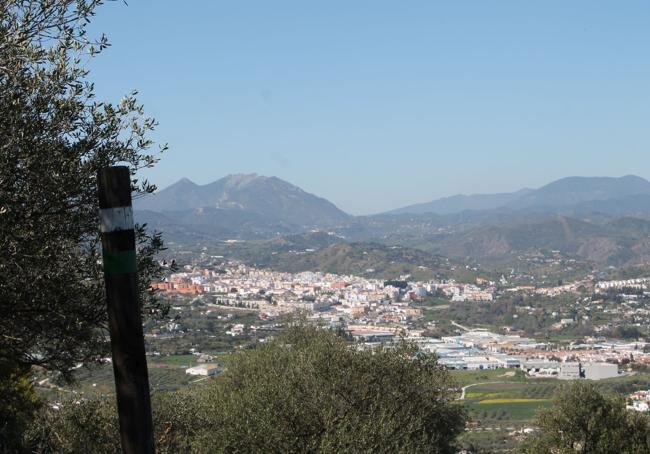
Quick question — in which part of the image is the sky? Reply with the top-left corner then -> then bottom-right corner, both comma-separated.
88,1 -> 650,215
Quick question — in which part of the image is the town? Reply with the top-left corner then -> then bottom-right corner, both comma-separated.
148,258 -> 650,382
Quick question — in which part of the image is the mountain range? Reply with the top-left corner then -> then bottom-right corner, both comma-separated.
135,174 -> 650,266
387,175 -> 650,215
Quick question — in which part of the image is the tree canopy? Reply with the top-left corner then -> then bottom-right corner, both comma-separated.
0,0 -> 167,376
0,2 -> 167,448
522,381 -> 650,454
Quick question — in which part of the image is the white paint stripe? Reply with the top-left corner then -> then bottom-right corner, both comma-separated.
100,207 -> 134,232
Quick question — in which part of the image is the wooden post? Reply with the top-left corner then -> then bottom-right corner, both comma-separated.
97,166 -> 155,454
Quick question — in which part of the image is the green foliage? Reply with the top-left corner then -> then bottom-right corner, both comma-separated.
521,381 -> 650,454
0,360 -> 40,452
0,0 -> 168,376
0,2 -> 169,449
26,397 -> 120,454
197,325 -> 466,453
27,326 -> 466,453
602,325 -> 645,340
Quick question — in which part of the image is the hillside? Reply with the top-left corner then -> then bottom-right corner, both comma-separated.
507,175 -> 650,209
265,242 -> 456,280
137,207 -> 299,240
402,215 -> 650,266
388,189 -> 532,215
135,174 -> 350,227
387,175 -> 650,215
161,233 -> 467,281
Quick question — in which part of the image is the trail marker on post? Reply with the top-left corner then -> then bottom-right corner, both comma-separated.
97,166 -> 155,454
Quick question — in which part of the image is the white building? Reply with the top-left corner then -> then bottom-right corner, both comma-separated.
185,364 -> 220,376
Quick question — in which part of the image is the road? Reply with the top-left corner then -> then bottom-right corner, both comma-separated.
459,381 -> 507,400
451,321 -> 471,332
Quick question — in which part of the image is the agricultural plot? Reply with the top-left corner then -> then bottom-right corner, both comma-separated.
451,369 -> 524,387
37,357 -> 217,403
456,370 -> 650,427
149,354 -> 198,368
72,363 -> 196,395
455,371 -> 650,451
464,382 -> 557,423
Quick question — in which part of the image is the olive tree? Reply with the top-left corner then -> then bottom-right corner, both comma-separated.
0,5 -> 171,448
1,0 -> 168,376
521,381 -> 650,454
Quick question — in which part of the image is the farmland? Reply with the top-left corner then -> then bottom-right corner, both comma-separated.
34,353 -> 229,403
452,369 -> 650,451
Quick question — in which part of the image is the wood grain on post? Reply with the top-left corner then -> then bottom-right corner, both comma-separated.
97,166 -> 155,454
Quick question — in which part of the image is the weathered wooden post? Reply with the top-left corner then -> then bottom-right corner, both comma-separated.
97,166 -> 155,453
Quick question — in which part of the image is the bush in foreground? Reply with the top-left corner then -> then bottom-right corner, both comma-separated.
521,381 -> 650,454
26,325 -> 466,453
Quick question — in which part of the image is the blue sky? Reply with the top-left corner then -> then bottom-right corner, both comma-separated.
89,1 -> 650,214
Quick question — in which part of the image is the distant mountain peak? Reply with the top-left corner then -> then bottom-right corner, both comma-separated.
622,174 -> 648,181
134,173 -> 349,227
222,173 -> 263,187
172,177 -> 197,186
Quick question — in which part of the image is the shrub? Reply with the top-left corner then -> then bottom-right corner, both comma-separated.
27,325 -> 466,453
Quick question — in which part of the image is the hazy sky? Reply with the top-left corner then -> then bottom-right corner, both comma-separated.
88,1 -> 650,215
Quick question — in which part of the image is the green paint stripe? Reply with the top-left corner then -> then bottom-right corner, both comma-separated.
103,250 -> 136,275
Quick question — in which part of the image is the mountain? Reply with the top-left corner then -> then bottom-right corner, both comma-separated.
506,175 -> 650,210
388,189 -> 532,215
387,175 -> 650,215
135,174 -> 350,228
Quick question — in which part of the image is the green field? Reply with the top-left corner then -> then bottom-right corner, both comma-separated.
462,381 -> 556,423
468,400 -> 554,422
36,354 -> 229,402
453,372 -> 562,451
75,363 -> 195,394
477,398 -> 548,404
149,352 -> 234,369
150,354 -> 198,368
450,372 -> 641,452
451,369 -> 528,386
452,370 -> 650,430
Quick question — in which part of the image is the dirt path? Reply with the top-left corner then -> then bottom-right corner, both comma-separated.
459,381 -> 507,400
